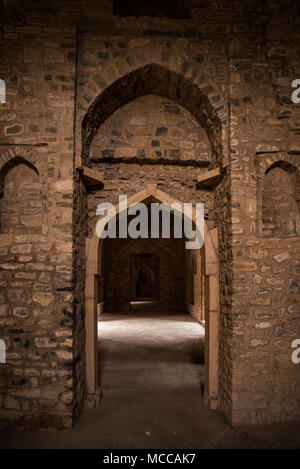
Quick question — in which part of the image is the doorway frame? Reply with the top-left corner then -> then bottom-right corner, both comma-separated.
85,184 -> 219,409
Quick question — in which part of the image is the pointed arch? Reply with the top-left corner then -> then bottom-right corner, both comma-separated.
85,184 -> 219,409
78,58 -> 229,167
0,156 -> 39,198
0,154 -> 44,235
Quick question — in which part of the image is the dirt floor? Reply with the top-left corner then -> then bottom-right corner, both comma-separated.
0,311 -> 299,449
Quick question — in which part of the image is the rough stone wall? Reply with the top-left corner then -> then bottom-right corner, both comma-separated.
91,95 -> 211,163
228,1 -> 300,425
0,148 -> 75,431
0,162 -> 43,234
0,0 -> 299,429
0,7 -> 76,429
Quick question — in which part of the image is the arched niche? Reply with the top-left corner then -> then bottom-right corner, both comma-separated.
0,157 -> 42,235
255,154 -> 300,237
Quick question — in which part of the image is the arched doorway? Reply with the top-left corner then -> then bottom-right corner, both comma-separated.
85,185 -> 219,409
78,60 -> 229,419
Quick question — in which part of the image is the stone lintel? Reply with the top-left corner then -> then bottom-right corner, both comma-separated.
78,166 -> 104,189
197,168 -> 222,189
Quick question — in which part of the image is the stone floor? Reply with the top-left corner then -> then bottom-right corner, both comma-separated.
0,311 -> 300,449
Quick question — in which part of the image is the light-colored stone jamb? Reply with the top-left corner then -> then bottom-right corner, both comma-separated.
197,167 -> 221,184
77,166 -> 104,189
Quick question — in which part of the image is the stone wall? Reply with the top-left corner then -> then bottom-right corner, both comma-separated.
0,0 -> 299,429
228,0 -> 300,424
0,147 -> 75,430
0,6 -> 77,428
91,95 -> 211,164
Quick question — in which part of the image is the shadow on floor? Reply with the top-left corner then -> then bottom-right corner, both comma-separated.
0,311 -> 300,449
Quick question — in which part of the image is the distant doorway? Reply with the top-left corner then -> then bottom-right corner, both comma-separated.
134,254 -> 157,300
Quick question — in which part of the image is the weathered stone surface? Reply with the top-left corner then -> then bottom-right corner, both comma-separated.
90,95 -> 211,164
32,292 -> 54,307
34,337 -> 57,348
0,0 -> 299,433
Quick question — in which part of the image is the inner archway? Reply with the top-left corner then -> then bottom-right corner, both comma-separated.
85,186 -> 219,410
